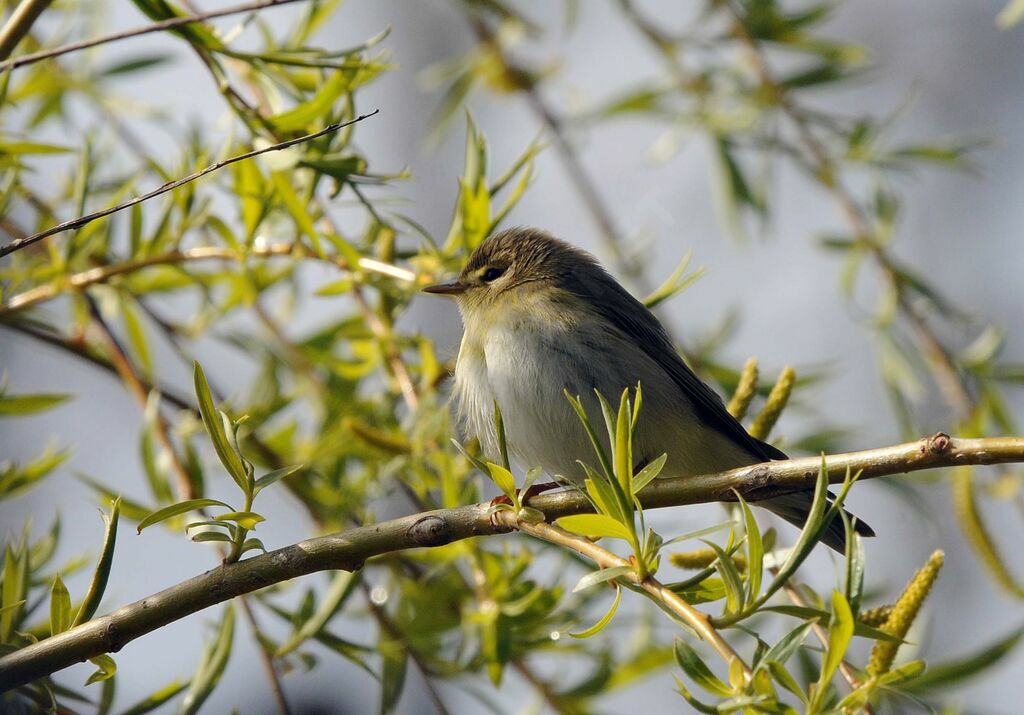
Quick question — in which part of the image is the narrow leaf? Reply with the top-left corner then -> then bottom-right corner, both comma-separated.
136,498 -> 230,533
570,585 -> 621,638
75,498 -> 120,625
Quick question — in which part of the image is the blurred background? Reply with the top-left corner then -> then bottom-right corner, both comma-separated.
2,0 -> 1023,712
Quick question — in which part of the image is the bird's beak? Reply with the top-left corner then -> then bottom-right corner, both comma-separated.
422,281 -> 468,296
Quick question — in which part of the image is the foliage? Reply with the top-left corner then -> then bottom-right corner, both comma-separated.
1,0 -> 1022,713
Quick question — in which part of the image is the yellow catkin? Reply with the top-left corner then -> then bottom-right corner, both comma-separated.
858,604 -> 894,628
727,357 -> 760,420
868,550 -> 945,676
669,548 -> 747,573
748,365 -> 796,441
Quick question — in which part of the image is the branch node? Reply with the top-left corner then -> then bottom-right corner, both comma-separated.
407,515 -> 456,547
928,432 -> 951,454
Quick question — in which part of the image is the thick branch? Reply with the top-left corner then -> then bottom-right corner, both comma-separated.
0,112 -> 378,258
1,433 -> 1021,691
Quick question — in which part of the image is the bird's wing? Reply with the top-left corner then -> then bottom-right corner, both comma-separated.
576,272 -> 786,463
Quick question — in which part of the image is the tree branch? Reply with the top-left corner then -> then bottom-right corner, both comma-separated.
0,112 -> 379,259
502,515 -> 750,675
1,432 -> 1021,691
0,0 -> 308,71
0,242 -> 415,315
0,0 -> 53,60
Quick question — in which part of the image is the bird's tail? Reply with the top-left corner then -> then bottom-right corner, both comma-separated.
761,492 -> 874,553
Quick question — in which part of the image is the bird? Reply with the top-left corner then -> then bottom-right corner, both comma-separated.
424,226 -> 873,551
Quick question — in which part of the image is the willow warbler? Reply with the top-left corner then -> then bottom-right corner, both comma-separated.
425,227 -> 873,551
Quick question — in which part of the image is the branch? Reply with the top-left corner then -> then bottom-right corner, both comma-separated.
502,515 -> 750,675
0,242 -> 414,315
0,0 -> 53,60
0,112 -> 379,259
0,0 -> 307,71
1,433 -> 1022,691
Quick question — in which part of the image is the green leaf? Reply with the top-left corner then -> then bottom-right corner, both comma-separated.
760,621 -> 814,668
614,388 -> 633,495
644,251 -> 707,309
0,392 -> 71,415
876,659 -> 925,686
240,538 -> 266,555
998,0 -> 1024,29
673,638 -> 733,697
0,140 -> 70,155
270,170 -> 319,249
451,439 -> 490,475
118,679 -> 188,715
767,660 -> 808,704
180,603 -> 235,715
813,591 -> 854,707
379,637 -> 408,714
573,566 -> 632,593
492,401 -> 510,471
564,390 -> 614,479
75,497 -> 120,625
191,531 -> 233,544
49,574 -> 71,637
2,545 -> 28,641
99,53 -> 172,77
570,585 -> 621,638
521,466 -> 544,495
633,453 -> 667,493
843,510 -> 865,614
557,514 -> 633,541
485,462 -> 516,500
270,71 -> 349,132
315,277 -> 354,296
85,653 -> 117,685
192,362 -> 250,496
213,511 -> 265,530
904,626 -> 1024,691
702,539 -> 744,615
736,493 -> 763,606
277,571 -> 359,657
135,498 -> 231,533
254,464 -> 303,493
120,294 -> 153,379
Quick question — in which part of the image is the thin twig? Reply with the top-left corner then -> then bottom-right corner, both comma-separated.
0,321 -> 195,411
504,516 -> 750,675
85,298 -> 196,500
361,582 -> 452,715
722,3 -> 975,422
88,299 -> 293,712
350,285 -> 420,410
0,0 -> 308,71
238,595 -> 293,715
0,242 -> 414,315
0,112 -> 379,258
511,659 -> 568,714
2,432 -> 1021,690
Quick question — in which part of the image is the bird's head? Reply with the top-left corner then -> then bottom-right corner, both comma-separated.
423,227 -> 603,323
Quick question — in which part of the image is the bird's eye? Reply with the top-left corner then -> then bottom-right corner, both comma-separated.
482,267 -> 505,282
